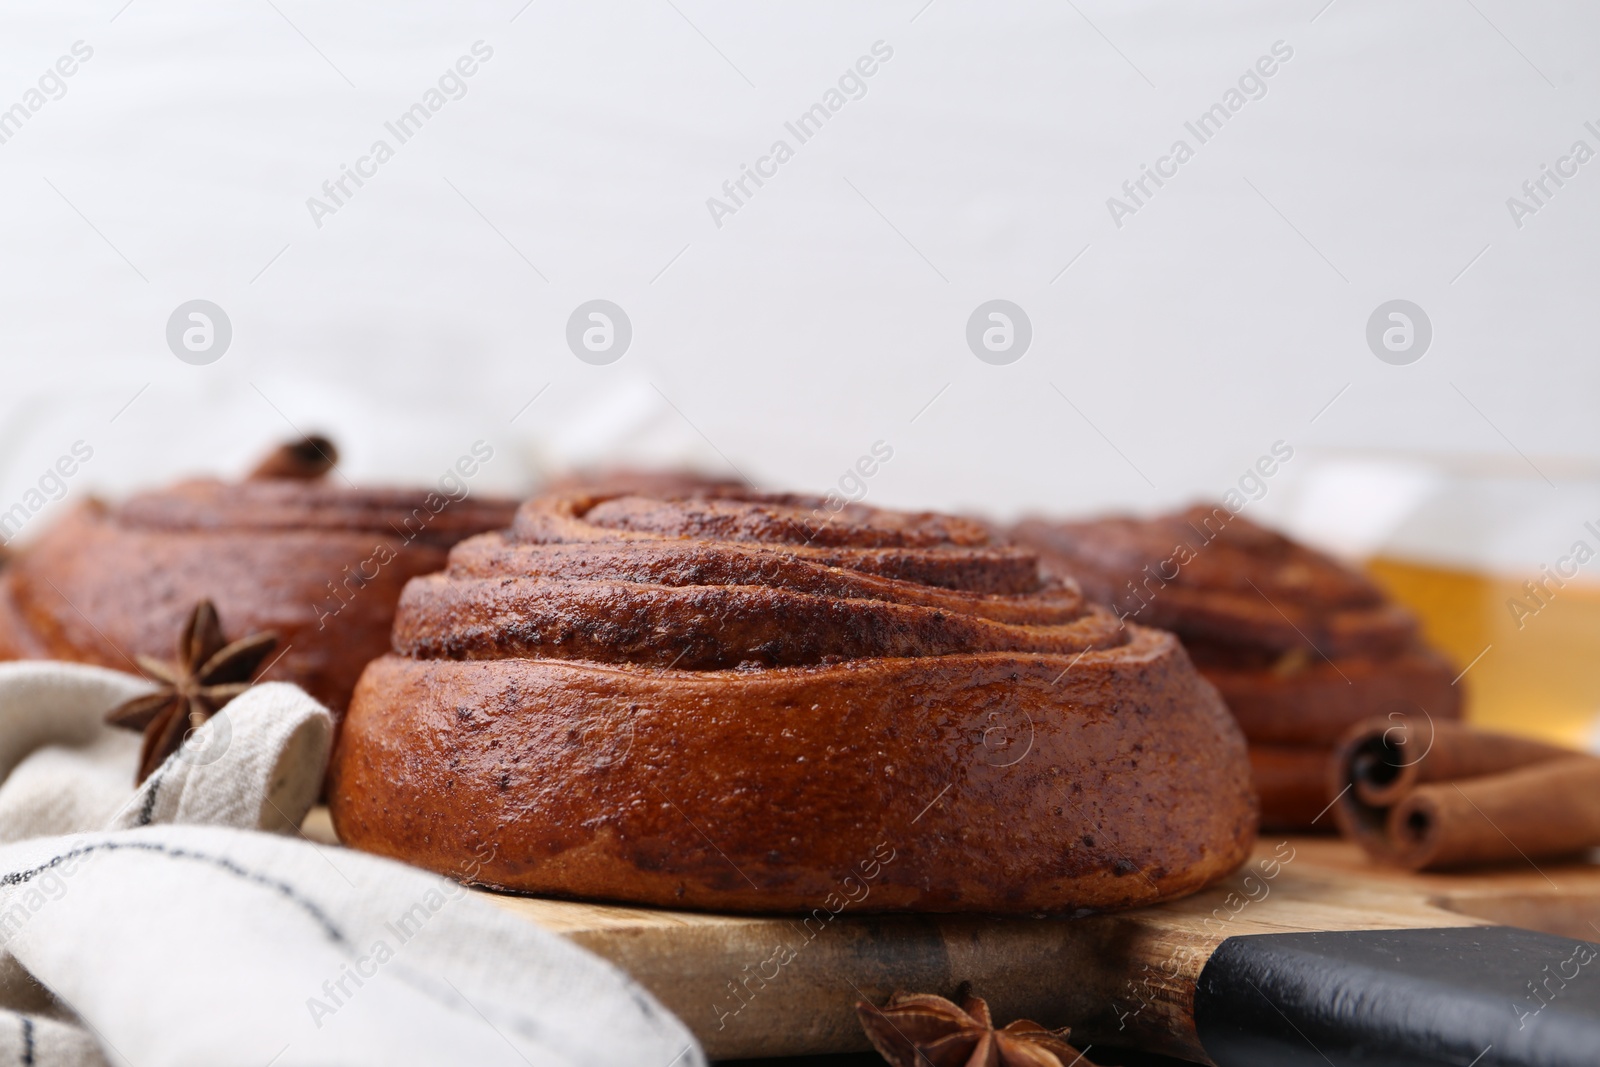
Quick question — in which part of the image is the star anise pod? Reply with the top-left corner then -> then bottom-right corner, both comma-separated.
857,990 -> 1092,1067
106,600 -> 278,783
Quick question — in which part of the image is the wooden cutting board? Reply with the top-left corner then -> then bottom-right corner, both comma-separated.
477,836 -> 1600,1065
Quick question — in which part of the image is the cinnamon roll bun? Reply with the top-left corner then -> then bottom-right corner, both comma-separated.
1010,505 -> 1460,830
331,488 -> 1256,913
0,438 -> 516,711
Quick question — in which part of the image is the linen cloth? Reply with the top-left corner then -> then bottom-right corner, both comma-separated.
0,661 -> 704,1067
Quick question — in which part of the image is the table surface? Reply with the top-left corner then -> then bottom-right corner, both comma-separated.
302,811 -> 1600,1063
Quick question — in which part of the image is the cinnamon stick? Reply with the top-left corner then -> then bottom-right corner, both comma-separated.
1387,757 -> 1600,868
1331,715 -> 1600,869
1341,718 -> 1569,807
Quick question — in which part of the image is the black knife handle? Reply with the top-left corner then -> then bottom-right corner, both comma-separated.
1194,927 -> 1600,1067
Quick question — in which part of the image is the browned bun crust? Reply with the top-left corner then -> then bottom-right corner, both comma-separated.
331,488 -> 1256,914
1010,505 -> 1460,830
1012,505 -> 1418,656
0,479 -> 515,711
0,543 -> 43,660
1198,645 -> 1460,746
1249,745 -> 1337,832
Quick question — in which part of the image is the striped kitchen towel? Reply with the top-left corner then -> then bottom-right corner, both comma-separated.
0,661 -> 703,1067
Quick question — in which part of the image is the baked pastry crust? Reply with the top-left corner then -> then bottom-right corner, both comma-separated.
0,461 -> 514,712
1010,506 -> 1460,830
331,489 -> 1257,913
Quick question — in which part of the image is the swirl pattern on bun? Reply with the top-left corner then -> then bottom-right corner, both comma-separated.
331,488 -> 1256,913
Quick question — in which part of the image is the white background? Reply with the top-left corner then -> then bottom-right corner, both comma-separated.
1,0 -> 1596,555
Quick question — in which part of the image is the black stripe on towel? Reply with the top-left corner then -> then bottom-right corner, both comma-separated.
0,841 -> 347,944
